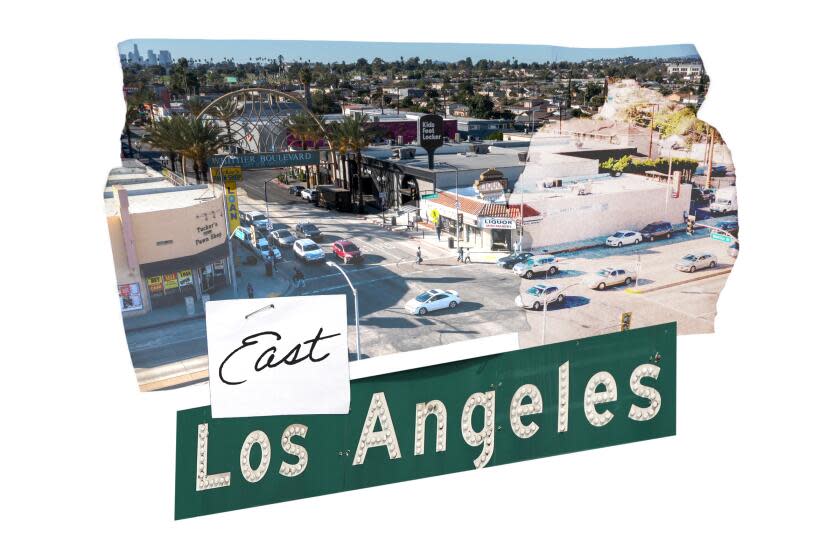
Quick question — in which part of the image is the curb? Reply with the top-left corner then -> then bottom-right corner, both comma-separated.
124,313 -> 205,333
625,268 -> 731,294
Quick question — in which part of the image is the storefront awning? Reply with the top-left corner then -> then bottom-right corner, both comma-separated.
139,243 -> 228,276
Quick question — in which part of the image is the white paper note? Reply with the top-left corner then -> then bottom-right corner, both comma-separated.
206,295 -> 350,418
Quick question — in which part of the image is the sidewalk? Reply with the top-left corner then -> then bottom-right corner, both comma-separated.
123,266 -> 293,333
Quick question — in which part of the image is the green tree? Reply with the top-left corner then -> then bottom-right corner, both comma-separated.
330,113 -> 376,211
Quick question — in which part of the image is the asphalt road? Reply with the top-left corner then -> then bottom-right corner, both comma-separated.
126,168 -> 736,378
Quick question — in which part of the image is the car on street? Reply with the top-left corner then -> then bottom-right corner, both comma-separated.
515,284 -> 564,311
332,240 -> 363,263
295,222 -> 323,241
715,219 -> 739,238
691,187 -> 714,203
695,164 -> 728,177
238,210 -> 252,226
586,267 -> 635,290
255,237 -> 282,261
293,239 -> 325,263
289,185 -> 304,197
246,211 -> 270,233
270,228 -> 296,248
513,254 -> 563,279
605,230 -> 642,247
675,253 -> 717,273
496,252 -> 534,269
301,188 -> 317,202
640,221 -> 673,241
404,289 -> 461,316
729,241 -> 739,258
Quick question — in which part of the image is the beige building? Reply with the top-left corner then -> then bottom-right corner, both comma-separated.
104,161 -> 230,318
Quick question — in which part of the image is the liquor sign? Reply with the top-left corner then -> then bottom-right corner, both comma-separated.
417,114 -> 444,170
478,216 -> 517,230
175,323 -> 676,519
210,166 -> 243,182
207,151 -> 322,170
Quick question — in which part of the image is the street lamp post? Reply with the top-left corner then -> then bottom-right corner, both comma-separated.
326,261 -> 361,361
217,154 -> 239,297
437,162 -> 460,254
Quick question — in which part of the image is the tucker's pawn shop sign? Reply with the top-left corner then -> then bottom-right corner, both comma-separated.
175,323 -> 676,519
418,114 -> 444,169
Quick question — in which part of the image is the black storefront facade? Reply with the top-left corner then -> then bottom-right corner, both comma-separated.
139,243 -> 230,310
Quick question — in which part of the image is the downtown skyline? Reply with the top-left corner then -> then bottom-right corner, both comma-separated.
118,39 -> 700,65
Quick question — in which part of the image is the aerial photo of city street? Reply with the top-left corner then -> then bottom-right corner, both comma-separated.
107,39 -> 737,390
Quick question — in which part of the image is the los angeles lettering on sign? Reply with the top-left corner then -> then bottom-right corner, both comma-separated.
175,323 -> 676,519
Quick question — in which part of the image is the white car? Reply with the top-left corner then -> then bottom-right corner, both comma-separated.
270,228 -> 296,247
515,284 -> 564,311
586,267 -> 635,290
301,188 -> 316,201
404,289 -> 461,316
512,254 -> 563,279
605,230 -> 642,247
293,239 -> 325,263
255,238 -> 281,261
675,253 -> 717,273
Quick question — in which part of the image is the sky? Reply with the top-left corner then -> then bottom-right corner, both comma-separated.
118,39 -> 699,64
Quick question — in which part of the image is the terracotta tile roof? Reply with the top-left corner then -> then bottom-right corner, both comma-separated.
434,191 -> 540,219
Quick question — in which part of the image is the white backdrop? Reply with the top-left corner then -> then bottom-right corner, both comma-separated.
2,2 -> 838,558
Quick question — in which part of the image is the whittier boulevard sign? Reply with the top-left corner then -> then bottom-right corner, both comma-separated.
175,323 -> 676,519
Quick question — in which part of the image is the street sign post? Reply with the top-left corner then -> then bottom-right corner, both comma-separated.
711,232 -> 733,243
175,324 -> 676,519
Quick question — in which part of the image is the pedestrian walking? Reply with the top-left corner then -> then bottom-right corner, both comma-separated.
293,267 -> 305,290
415,246 -> 423,264
464,247 -> 472,263
435,222 -> 442,241
457,246 -> 464,262
247,283 -> 254,299
272,253 -> 280,272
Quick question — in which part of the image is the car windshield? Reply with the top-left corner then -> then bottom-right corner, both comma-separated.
276,230 -> 291,237
525,259 -> 535,266
303,224 -> 318,232
682,255 -> 698,261
526,287 -> 543,296
595,270 -> 609,277
415,292 -> 433,302
343,243 -> 359,252
301,241 -> 317,250
252,214 -> 266,221
612,232 -> 623,237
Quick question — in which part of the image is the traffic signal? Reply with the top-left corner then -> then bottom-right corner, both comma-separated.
457,212 -> 464,226
620,312 -> 632,332
686,215 -> 696,235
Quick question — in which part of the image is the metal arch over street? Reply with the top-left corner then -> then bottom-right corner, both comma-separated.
198,87 -> 336,181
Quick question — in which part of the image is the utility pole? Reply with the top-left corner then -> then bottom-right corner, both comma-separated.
705,128 -> 716,190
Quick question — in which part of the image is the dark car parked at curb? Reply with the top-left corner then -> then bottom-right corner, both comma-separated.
289,185 -> 304,197
640,221 -> 673,241
496,252 -> 534,269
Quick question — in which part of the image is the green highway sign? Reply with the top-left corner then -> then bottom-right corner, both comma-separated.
711,232 -> 733,243
175,323 -> 676,519
421,193 -> 439,200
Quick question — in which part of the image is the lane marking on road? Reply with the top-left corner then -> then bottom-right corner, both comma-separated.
298,261 -> 481,296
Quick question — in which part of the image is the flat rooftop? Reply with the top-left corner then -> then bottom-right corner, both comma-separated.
104,162 -> 220,214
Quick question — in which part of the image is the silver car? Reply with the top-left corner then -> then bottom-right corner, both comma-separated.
586,267 -> 635,290
515,284 -> 564,311
675,253 -> 717,273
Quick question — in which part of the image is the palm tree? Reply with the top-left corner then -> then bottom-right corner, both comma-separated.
144,116 -> 185,176
185,97 -> 207,117
180,117 -> 228,183
208,95 -> 239,152
330,113 -> 376,212
285,112 -> 325,185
